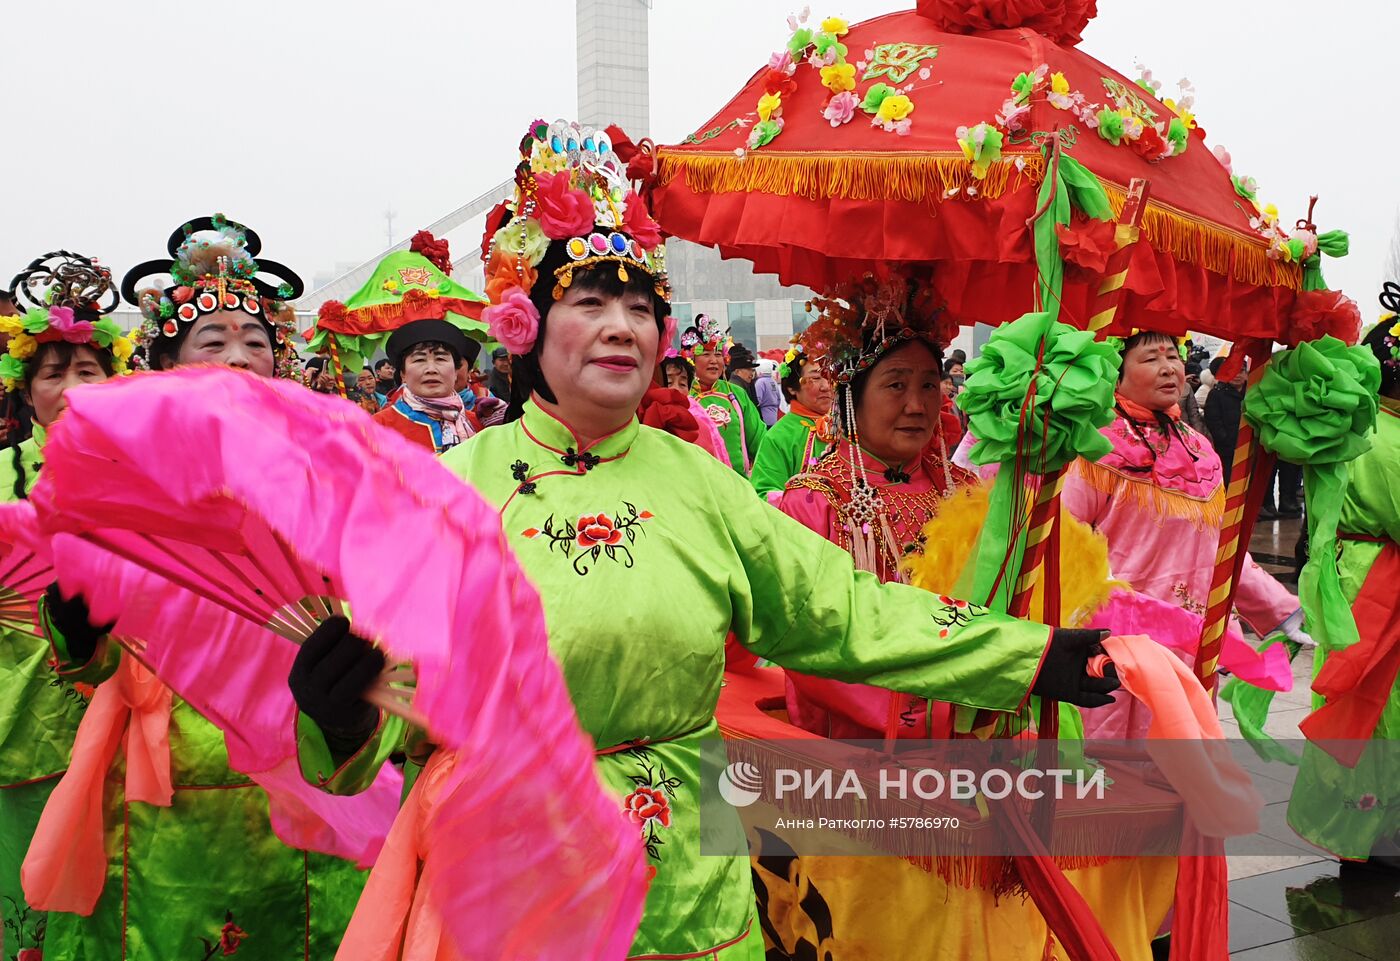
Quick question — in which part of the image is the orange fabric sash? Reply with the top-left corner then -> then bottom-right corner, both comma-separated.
335,751 -> 455,961
1300,543 -> 1400,765
21,656 -> 173,914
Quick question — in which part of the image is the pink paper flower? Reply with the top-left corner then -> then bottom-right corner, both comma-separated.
484,286 -> 541,356
47,305 -> 96,343
768,50 -> 794,73
533,171 -> 597,240
823,91 -> 857,126
997,98 -> 1030,133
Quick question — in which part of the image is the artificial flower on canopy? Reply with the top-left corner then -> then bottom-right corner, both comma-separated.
646,0 -> 1332,344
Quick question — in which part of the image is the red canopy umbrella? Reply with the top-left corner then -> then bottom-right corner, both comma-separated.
647,0 -> 1318,342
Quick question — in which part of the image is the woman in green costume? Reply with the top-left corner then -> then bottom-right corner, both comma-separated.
1287,308 -> 1400,866
749,344 -> 834,499
288,118 -> 1119,961
0,252 -> 132,960
29,217 -> 367,959
684,315 -> 767,475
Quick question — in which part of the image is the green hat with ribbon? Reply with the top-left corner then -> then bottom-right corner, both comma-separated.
307,231 -> 488,378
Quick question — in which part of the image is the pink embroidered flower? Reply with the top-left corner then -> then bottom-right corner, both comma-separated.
533,171 -> 597,239
1357,793 -> 1378,811
705,404 -> 732,427
624,787 -> 672,827
577,513 -> 624,548
483,286 -> 540,356
17,950 -> 42,961
47,305 -> 96,343
823,91 -> 857,127
623,192 -> 663,251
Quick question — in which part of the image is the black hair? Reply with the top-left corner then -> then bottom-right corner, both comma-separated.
833,336 -> 944,436
1208,356 -> 1225,377
1362,322 -> 1400,397
7,342 -> 115,499
374,359 -> 393,372
780,357 -> 808,403
506,242 -> 672,422
942,357 -> 963,376
396,339 -> 461,371
660,356 -> 693,391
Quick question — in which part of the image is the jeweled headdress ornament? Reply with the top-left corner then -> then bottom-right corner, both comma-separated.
121,214 -> 303,377
480,120 -> 670,355
799,272 -> 956,384
1,251 -> 134,389
679,313 -> 729,361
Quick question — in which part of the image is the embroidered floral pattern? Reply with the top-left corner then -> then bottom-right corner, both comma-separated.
3,895 -> 45,959
704,403 -> 732,427
522,503 -> 653,575
197,910 -> 247,958
1344,793 -> 1385,813
1171,581 -> 1207,617
931,594 -> 988,639
621,747 -> 683,861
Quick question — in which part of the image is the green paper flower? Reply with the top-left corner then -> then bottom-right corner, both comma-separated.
1242,337 -> 1381,466
861,83 -> 893,114
1167,117 -> 1189,155
1095,109 -> 1125,146
814,34 -> 846,59
21,309 -> 50,335
751,119 -> 783,148
1011,71 -> 1037,102
958,312 -> 1122,471
0,354 -> 26,382
787,27 -> 813,55
1285,237 -> 1307,262
92,316 -> 122,347
1232,174 -> 1258,201
1317,230 -> 1349,259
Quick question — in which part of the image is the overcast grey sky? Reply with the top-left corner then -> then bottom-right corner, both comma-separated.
3,1 -> 1395,322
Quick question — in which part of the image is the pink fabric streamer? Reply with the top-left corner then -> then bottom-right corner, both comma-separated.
1086,589 -> 1292,692
26,367 -> 649,960
1089,635 -> 1263,838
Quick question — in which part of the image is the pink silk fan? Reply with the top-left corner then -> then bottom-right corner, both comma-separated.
27,367 -> 649,960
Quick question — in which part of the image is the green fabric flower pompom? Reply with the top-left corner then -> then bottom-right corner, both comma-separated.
1095,109 -> 1125,146
1242,337 -> 1380,467
958,311 -> 1122,472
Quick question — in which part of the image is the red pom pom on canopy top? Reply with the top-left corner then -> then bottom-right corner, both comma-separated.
916,0 -> 1098,45
410,230 -> 453,276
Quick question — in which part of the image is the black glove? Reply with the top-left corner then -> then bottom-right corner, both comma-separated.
288,616 -> 385,746
1031,628 -> 1120,709
44,582 -> 115,666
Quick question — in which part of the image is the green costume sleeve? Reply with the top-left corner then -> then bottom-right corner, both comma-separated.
749,419 -> 801,497
718,465 -> 1050,712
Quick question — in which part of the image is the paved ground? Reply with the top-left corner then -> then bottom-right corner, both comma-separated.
1224,516 -> 1400,959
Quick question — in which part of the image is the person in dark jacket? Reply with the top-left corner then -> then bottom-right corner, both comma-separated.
1202,356 -> 1246,469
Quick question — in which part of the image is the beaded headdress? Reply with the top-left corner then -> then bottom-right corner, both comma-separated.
1,251 -> 134,390
482,120 -> 670,306
798,272 -> 956,384
121,214 -> 303,377
679,313 -> 730,361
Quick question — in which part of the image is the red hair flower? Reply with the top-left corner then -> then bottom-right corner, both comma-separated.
624,192 -> 663,251
533,171 -> 597,240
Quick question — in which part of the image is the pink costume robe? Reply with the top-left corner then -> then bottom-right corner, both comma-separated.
1059,401 -> 1299,739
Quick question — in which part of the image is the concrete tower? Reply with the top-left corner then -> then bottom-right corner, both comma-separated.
576,0 -> 651,140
